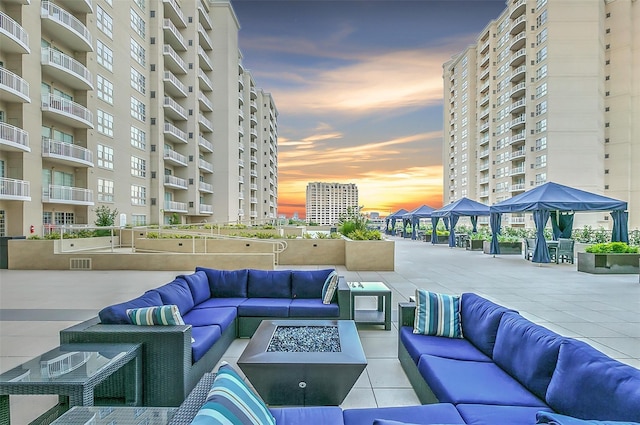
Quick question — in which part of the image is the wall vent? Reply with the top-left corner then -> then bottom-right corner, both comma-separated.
70,258 -> 92,270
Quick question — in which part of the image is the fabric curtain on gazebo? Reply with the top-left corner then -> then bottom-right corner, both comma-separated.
448,216 -> 460,247
431,217 -> 439,244
611,210 -> 629,243
550,211 -> 574,240
532,210 -> 551,263
386,209 -> 408,235
470,216 -> 478,233
489,213 -> 501,255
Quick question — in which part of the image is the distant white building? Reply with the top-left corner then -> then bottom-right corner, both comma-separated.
305,182 -> 358,225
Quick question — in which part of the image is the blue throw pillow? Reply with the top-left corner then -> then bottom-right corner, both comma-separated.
536,411 -> 640,425
413,289 -> 462,338
190,362 -> 275,425
321,270 -> 339,304
126,305 -> 185,326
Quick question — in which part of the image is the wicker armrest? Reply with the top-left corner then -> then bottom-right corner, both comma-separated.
168,373 -> 216,425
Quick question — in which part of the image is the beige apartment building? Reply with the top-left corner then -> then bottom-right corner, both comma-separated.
306,182 -> 358,226
0,0 -> 277,237
443,0 -> 639,229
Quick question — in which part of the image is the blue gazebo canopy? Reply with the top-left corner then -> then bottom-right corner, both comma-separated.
489,182 -> 629,263
402,205 -> 436,240
431,197 -> 490,247
385,208 -> 408,235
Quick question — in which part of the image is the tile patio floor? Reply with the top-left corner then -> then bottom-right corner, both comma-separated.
1,236 -> 639,423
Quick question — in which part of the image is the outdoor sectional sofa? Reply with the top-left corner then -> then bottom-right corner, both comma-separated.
59,267 -> 350,407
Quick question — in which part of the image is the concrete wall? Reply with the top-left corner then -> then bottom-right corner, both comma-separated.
345,240 -> 395,271
279,239 -> 345,265
134,238 -> 277,254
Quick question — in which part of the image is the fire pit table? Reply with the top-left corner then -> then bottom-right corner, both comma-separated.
237,319 -> 366,406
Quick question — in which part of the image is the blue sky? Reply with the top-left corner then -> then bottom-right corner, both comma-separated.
231,0 -> 507,217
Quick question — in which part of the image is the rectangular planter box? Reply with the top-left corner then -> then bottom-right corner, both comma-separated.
466,239 -> 484,251
577,252 -> 640,274
483,241 -> 522,255
345,239 -> 394,271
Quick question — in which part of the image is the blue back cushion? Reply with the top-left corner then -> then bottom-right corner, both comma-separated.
492,312 -> 562,400
460,293 -> 515,357
99,290 -> 163,324
291,269 -> 333,299
196,267 -> 248,298
180,271 -> 211,305
154,277 -> 195,316
247,269 -> 292,298
546,339 -> 640,422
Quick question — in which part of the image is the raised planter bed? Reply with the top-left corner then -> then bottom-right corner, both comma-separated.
577,252 -> 640,274
483,241 -> 522,255
466,239 -> 485,251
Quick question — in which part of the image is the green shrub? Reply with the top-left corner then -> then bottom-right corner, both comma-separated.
585,242 -> 639,254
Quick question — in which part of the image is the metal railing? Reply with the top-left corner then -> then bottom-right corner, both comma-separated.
0,67 -> 30,100
0,10 -> 29,51
41,47 -> 92,88
0,122 -> 29,150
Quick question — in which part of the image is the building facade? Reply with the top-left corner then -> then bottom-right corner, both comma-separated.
305,182 -> 358,226
0,0 -> 277,237
443,0 -> 638,229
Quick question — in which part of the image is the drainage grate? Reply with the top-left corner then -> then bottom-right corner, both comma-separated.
70,258 -> 92,270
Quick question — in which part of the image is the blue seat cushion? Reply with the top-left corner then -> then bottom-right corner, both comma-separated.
180,271 -> 211,305
289,298 -> 339,317
270,406 -> 344,424
536,411 -> 640,425
460,293 -> 516,358
493,312 -> 563,401
183,307 -> 237,329
196,267 -> 249,298
456,404 -> 553,425
342,403 -> 465,425
154,277 -> 195,316
247,269 -> 292,298
416,354 -> 548,407
291,269 -> 333,299
238,298 -> 291,317
545,339 -> 640,422
99,290 -> 163,324
191,324 -> 222,363
400,326 -> 491,363
191,297 -> 246,309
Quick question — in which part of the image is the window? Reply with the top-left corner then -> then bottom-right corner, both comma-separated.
131,185 -> 146,205
97,144 -> 114,170
97,110 -> 114,137
536,47 -> 547,64
130,39 -> 146,66
131,126 -> 146,150
537,10 -> 548,28
96,75 -> 113,104
130,68 -> 146,94
535,136 -> 547,151
97,178 -> 114,202
536,82 -> 547,98
130,8 -> 145,38
97,41 -> 113,71
97,6 -> 113,38
134,0 -> 145,11
131,214 -> 146,226
536,28 -> 547,45
535,119 -> 547,133
535,172 -> 547,185
130,97 -> 146,122
131,156 -> 146,178
535,100 -> 547,116
536,0 -> 547,7
535,154 -> 547,168
536,64 -> 547,80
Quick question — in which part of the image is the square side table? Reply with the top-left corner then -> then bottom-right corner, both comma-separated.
348,281 -> 392,330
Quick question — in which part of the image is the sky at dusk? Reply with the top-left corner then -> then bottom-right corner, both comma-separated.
231,0 -> 507,218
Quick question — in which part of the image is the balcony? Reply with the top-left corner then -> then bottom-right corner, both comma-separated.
250,128 -> 258,139
199,204 -> 213,214
198,0 -> 212,29
479,107 -> 490,119
163,19 -> 186,51
199,181 -> 213,193
198,47 -> 213,71
511,81 -> 526,97
250,197 -> 258,204
250,210 -> 258,218
43,185 -> 93,205
479,135 -> 490,145
510,183 -> 526,192
480,40 -> 490,54
250,184 -> 258,191
479,162 -> 490,172
0,122 -> 29,152
480,68 -> 490,81
42,138 -> 93,167
480,122 -> 490,132
250,100 -> 258,113
199,135 -> 213,153
238,125 -> 244,136
198,24 -> 212,50
163,44 -> 186,74
163,149 -> 187,167
238,75 -> 244,90
250,155 -> 257,164
510,32 -> 527,51
250,142 -> 258,151
510,0 -> 526,19
0,177 -> 30,201
510,65 -> 526,82
479,94 -> 490,106
510,131 -> 526,145
238,209 -> 245,216
164,200 -> 188,213
41,47 -> 93,91
41,2 -> 92,52
57,0 -> 92,13
510,48 -> 526,67
510,98 -> 526,113
250,170 -> 258,178
238,159 -> 244,168
510,165 -> 525,175
198,93 -> 213,111
163,71 -> 187,98
238,192 -> 244,200
199,115 -> 213,132
199,158 -> 213,173
0,67 -> 30,103
41,94 -> 93,128
238,175 -> 244,184
163,175 -> 188,190
163,121 -> 187,144
479,148 -> 489,158
510,149 -> 526,159
163,97 -> 187,121
510,15 -> 526,35
163,0 -> 186,28
0,11 -> 30,54
238,142 -> 245,152
480,82 -> 490,93
510,216 -> 526,224
198,70 -> 213,91
510,114 -> 526,129
479,177 -> 489,184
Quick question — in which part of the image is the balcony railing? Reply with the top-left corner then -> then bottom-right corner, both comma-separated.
198,23 -> 212,50
510,216 -> 526,224
41,2 -> 92,51
238,159 -> 244,168
199,158 -> 213,173
199,135 -> 213,152
199,203 -> 213,214
198,0 -> 212,29
163,18 -> 186,51
238,192 -> 244,200
510,131 -> 526,144
163,149 -> 187,166
164,121 -> 187,143
198,93 -> 213,111
163,0 -> 186,27
511,149 -> 525,159
42,138 -> 93,167
163,96 -> 187,120
0,10 -> 30,53
198,47 -> 213,70
0,177 -> 30,200
163,71 -> 187,97
199,181 -> 213,193
164,175 -> 187,189
198,69 -> 213,91
510,165 -> 525,175
41,94 -> 93,128
199,115 -> 213,132
41,47 -> 93,90
0,122 -> 29,152
43,185 -> 93,205
510,115 -> 526,128
0,67 -> 30,102
164,200 -> 188,212
163,44 -> 186,74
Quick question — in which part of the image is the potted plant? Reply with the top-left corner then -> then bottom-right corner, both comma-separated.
577,242 -> 640,274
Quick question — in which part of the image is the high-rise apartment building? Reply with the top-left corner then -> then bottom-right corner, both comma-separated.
0,0 -> 277,237
443,0 -> 638,229
305,182 -> 358,225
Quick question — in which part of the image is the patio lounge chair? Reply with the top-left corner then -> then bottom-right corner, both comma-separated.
555,238 -> 575,264
524,238 -> 536,261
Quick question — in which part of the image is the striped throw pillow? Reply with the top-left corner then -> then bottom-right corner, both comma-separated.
322,270 -> 339,304
190,362 -> 275,425
413,289 -> 463,338
126,305 -> 185,326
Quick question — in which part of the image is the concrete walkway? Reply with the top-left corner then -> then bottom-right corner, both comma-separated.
1,237 -> 638,423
